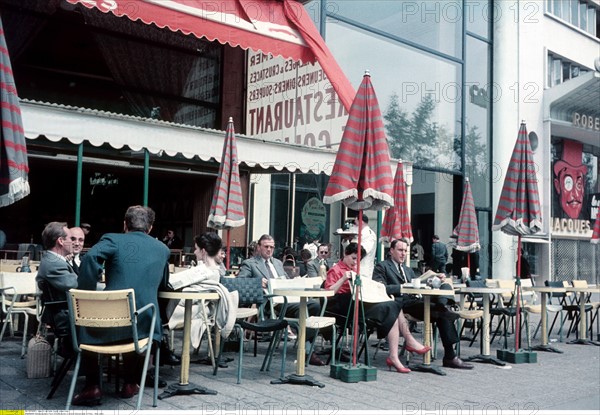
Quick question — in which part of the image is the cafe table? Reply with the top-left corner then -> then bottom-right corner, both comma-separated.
565,286 -> 600,346
456,287 -> 513,366
157,290 -> 220,398
270,287 -> 334,388
522,286 -> 566,353
401,286 -> 460,376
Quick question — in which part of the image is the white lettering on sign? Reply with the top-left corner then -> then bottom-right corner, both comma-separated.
551,217 -> 592,239
246,51 -> 348,149
572,112 -> 600,131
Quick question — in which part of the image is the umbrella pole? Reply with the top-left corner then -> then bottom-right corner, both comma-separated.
352,210 -> 363,367
515,235 -> 522,351
226,230 -> 231,270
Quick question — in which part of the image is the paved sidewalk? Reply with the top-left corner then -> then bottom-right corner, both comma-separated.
1,316 -> 599,413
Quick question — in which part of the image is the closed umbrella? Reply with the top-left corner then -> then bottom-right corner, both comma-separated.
324,71 -> 393,368
492,122 -> 541,356
0,17 -> 29,207
591,210 -> 600,245
380,161 -> 412,244
207,117 -> 245,269
452,178 -> 480,275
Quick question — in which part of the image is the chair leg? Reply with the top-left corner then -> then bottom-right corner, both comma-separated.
136,339 -> 154,411
47,355 -> 74,399
237,326 -> 244,384
65,353 -> 82,410
153,343 -> 159,407
20,313 -> 29,358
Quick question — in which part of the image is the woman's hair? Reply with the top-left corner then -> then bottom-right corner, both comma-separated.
194,232 -> 222,257
300,249 -> 312,261
344,242 -> 366,258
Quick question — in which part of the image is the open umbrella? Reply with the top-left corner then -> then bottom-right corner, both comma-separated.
207,117 -> 245,269
452,178 -> 480,275
0,17 -> 29,207
324,71 -> 393,369
492,122 -> 541,357
591,210 -> 600,245
380,161 -> 412,244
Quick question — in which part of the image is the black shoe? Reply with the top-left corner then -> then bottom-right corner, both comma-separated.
379,341 -> 389,351
442,357 -> 474,370
145,373 -> 167,388
159,342 -> 181,366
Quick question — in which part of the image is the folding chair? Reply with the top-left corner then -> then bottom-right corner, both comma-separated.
65,289 -> 159,410
0,272 -> 41,357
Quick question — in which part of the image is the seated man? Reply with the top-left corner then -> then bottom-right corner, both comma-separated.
372,238 -> 473,370
237,234 -> 325,365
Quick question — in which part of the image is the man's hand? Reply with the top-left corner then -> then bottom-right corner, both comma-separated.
262,278 -> 268,289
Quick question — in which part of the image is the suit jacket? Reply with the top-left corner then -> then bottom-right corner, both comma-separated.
306,258 -> 332,277
78,231 -> 170,343
237,255 -> 286,280
372,258 -> 415,297
36,252 -> 78,301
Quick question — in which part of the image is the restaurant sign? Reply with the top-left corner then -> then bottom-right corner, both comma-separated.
246,51 -> 348,151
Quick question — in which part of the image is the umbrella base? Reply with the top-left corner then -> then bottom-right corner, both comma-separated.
409,363 -> 446,376
566,338 -> 600,346
330,363 -> 377,383
463,354 -> 506,366
158,382 -> 217,400
531,344 -> 563,353
496,349 -> 537,364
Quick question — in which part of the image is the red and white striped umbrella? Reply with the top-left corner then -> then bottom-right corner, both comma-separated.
492,122 -> 541,352
492,123 -> 542,236
381,162 -> 412,244
591,210 -> 600,245
453,178 -> 480,253
0,18 -> 29,207
323,72 -> 393,211
324,72 -> 393,367
207,117 -> 245,268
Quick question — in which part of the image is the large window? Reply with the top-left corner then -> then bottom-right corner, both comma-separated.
327,21 -> 462,172
547,0 -> 599,38
546,52 -> 590,88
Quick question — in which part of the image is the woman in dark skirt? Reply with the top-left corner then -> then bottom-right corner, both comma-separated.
325,243 -> 429,373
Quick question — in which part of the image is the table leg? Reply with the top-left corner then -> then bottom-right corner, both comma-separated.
409,296 -> 446,376
532,292 -> 562,353
568,291 -> 600,346
465,294 -> 506,366
271,296 -> 325,387
159,299 -> 217,399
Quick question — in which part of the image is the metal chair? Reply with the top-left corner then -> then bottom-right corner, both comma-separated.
215,277 -> 289,384
65,289 -> 159,410
0,271 -> 41,357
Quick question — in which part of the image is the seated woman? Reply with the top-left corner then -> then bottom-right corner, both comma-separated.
324,243 -> 430,373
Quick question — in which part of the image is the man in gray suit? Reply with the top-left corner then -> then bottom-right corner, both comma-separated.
36,222 -> 78,339
74,206 -> 171,404
238,234 -> 325,365
306,243 -> 333,278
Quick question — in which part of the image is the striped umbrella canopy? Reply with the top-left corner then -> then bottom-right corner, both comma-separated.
452,178 -> 480,253
591,210 -> 600,245
324,71 -> 393,367
0,18 -> 29,207
380,161 -> 412,244
492,122 -> 541,352
492,122 -> 542,236
323,71 -> 393,211
207,117 -> 245,268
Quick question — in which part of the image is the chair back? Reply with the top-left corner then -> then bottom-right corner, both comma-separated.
496,280 -> 516,306
0,271 -> 40,313
268,278 -> 305,304
571,280 -> 588,288
220,277 -> 264,307
67,289 -> 134,329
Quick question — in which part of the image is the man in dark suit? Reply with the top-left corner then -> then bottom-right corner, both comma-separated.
238,234 -> 325,365
306,243 -> 333,278
372,238 -> 473,370
74,206 -> 172,404
36,222 -> 78,341
66,226 -> 85,275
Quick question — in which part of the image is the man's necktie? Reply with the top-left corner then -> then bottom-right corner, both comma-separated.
398,264 -> 407,284
72,260 -> 80,275
265,259 -> 276,280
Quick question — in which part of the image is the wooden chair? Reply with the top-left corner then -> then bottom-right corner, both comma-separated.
65,289 -> 159,410
0,271 -> 41,357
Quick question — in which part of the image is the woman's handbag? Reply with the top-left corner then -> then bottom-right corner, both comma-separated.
282,255 -> 299,279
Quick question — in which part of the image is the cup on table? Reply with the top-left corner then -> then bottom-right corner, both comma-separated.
411,278 -> 421,289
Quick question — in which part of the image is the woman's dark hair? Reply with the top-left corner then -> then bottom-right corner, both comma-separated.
344,242 -> 366,258
300,249 -> 312,261
194,232 -> 222,257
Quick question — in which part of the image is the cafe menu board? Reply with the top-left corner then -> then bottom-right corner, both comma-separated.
245,51 -> 348,153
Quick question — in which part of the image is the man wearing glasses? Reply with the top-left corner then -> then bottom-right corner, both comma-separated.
306,244 -> 332,278
238,234 -> 326,365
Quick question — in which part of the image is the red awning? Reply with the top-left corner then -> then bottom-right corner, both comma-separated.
67,0 -> 355,110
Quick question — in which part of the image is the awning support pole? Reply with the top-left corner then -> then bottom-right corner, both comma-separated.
143,149 -> 149,206
75,143 -> 83,226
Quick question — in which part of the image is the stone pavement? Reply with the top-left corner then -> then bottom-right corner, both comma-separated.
1,314 -> 599,413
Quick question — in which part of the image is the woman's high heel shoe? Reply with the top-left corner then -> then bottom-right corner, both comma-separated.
405,345 -> 432,355
386,357 -> 411,373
